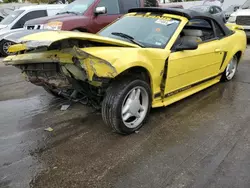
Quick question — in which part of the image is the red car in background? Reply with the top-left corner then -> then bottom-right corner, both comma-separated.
24,0 -> 183,33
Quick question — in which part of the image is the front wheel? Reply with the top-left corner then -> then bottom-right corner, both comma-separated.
102,78 -> 152,135
0,40 -> 14,57
221,55 -> 238,82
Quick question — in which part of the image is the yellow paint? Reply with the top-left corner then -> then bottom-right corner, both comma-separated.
163,76 -> 221,107
4,12 -> 247,109
225,23 -> 244,30
8,43 -> 27,53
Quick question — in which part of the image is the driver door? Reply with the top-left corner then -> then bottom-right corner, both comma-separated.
164,19 -> 224,97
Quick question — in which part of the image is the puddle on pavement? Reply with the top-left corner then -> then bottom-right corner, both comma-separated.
0,94 -> 61,188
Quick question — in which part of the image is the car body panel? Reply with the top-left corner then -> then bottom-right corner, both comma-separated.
7,30 -> 139,49
166,40 -> 224,95
3,9 -> 247,109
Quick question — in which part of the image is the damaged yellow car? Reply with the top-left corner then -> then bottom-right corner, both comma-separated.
4,8 -> 247,134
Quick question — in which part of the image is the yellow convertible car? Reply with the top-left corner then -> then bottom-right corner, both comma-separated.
4,8 -> 247,134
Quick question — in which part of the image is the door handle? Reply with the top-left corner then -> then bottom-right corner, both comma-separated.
215,49 -> 221,53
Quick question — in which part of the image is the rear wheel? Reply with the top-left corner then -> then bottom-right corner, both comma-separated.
221,55 -> 238,82
102,78 -> 152,135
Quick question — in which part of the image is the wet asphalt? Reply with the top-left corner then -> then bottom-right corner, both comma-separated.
1,49 -> 250,188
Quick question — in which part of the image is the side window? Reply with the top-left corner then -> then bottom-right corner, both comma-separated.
120,0 -> 140,14
182,19 -> 215,43
12,10 -> 47,29
213,21 -> 225,38
97,0 -> 120,15
47,9 -> 59,16
214,7 -> 222,13
217,7 -> 222,12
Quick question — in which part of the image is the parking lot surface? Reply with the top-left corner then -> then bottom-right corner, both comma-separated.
1,49 -> 250,188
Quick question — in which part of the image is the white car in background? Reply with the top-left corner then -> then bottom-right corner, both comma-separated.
0,3 -> 34,22
0,4 -> 65,56
227,0 -> 250,38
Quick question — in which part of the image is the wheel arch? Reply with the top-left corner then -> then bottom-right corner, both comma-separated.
71,28 -> 88,32
235,50 -> 243,62
221,50 -> 244,73
113,66 -> 154,97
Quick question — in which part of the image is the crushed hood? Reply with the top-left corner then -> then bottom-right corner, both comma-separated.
4,31 -> 141,82
7,30 -> 139,52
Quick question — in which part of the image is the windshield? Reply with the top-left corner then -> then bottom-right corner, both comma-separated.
242,0 -> 250,9
225,5 -> 238,12
98,15 -> 180,48
58,0 -> 95,15
0,10 -> 24,25
189,6 -> 209,12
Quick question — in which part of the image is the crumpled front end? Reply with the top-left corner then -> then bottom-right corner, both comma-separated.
4,46 -> 118,85
3,32 -> 134,108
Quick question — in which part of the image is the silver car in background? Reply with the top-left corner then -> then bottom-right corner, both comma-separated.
0,4 -> 65,56
189,5 -> 226,23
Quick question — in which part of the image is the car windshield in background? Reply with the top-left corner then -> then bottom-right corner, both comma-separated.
225,5 -> 239,12
98,16 -> 180,48
190,6 -> 209,13
57,0 -> 94,15
242,0 -> 250,9
0,10 -> 24,25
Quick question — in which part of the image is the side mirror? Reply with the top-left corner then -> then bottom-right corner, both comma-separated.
175,39 -> 198,52
94,7 -> 107,15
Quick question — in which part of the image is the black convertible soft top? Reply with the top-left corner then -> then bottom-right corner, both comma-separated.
128,8 -> 232,36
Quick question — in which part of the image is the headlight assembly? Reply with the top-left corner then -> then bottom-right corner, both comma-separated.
43,21 -> 63,30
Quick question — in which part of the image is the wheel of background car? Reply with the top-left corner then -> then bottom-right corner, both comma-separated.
102,77 -> 152,135
221,55 -> 238,82
0,40 -> 15,57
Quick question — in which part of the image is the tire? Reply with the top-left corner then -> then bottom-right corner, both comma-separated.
102,77 -> 152,135
0,40 -> 15,57
221,55 -> 238,82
